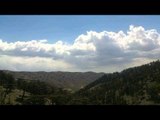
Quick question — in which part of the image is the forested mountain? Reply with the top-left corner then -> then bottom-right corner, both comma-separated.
70,60 -> 160,105
4,71 -> 104,91
1,60 -> 160,105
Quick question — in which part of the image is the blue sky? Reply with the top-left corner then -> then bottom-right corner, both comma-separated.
0,15 -> 160,72
0,15 -> 160,43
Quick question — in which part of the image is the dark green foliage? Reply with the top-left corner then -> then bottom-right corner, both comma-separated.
25,80 -> 53,95
22,95 -> 46,105
0,71 -> 16,104
0,71 -> 70,105
147,82 -> 160,103
69,60 -> 160,105
0,71 -> 15,91
15,79 -> 55,105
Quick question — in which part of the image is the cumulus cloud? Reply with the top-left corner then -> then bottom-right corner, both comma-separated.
0,25 -> 160,72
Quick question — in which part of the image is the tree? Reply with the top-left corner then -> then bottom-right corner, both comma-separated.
147,82 -> 160,103
22,95 -> 46,105
0,73 -> 15,104
16,79 -> 29,103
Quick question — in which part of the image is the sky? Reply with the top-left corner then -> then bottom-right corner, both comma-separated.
0,15 -> 160,73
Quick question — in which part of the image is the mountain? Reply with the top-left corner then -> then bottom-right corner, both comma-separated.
3,71 -> 104,91
1,60 -> 160,105
0,71 -> 69,105
70,60 -> 160,105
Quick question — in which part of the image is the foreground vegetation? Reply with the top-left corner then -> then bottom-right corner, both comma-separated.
0,71 -> 72,105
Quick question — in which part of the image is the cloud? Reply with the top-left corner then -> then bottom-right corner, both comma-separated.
0,55 -> 73,71
0,25 -> 160,72
125,25 -> 160,51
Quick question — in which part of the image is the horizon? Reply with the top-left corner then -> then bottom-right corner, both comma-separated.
1,59 -> 158,74
0,15 -> 160,72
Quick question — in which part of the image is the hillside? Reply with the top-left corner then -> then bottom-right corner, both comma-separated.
70,60 -> 160,105
0,71 -> 72,105
1,60 -> 160,105
3,71 -> 104,91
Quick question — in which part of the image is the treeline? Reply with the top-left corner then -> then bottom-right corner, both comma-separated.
71,60 -> 160,105
0,71 -> 72,105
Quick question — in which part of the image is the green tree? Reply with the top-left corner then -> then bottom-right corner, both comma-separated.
0,73 -> 15,104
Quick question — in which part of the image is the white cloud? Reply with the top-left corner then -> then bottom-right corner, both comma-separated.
0,25 -> 160,72
0,55 -> 73,71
